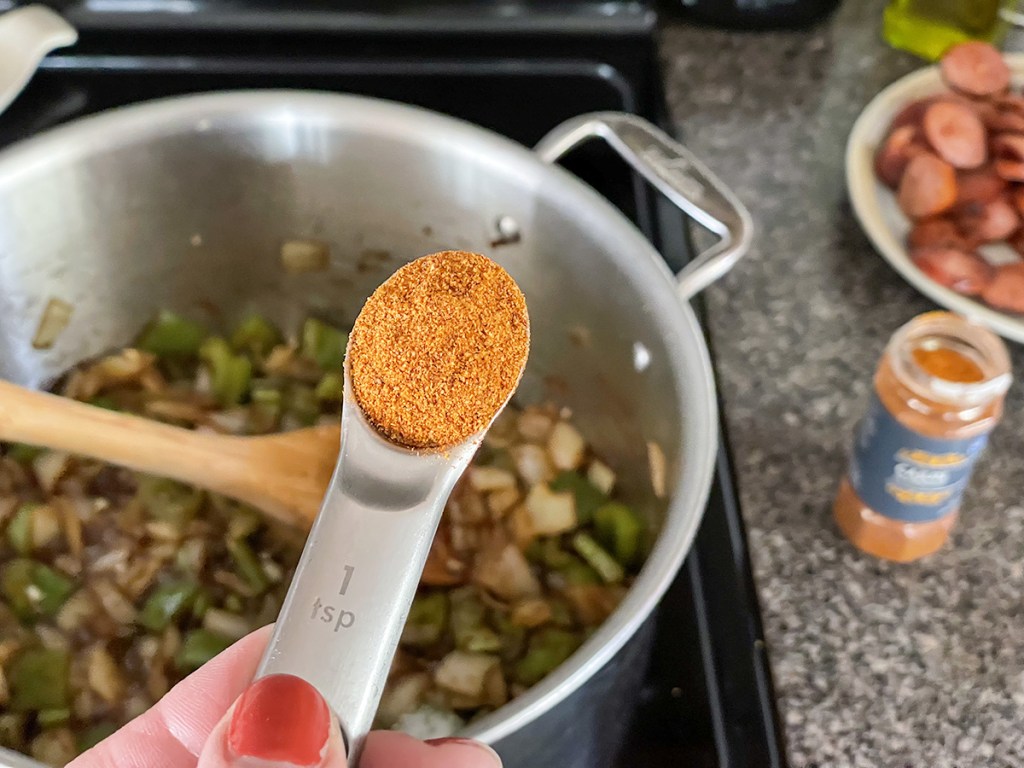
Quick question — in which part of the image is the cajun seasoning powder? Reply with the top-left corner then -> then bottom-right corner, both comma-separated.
834,311 -> 1011,562
348,250 -> 529,449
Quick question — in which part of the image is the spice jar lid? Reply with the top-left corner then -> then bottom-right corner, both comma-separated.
888,311 -> 1012,406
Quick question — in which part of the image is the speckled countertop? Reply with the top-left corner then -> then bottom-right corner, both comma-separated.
660,3 -> 1024,766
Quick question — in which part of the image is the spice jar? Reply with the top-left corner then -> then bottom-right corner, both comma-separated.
834,311 -> 1011,562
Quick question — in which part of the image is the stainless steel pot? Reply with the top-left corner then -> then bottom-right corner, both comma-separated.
0,91 -> 751,768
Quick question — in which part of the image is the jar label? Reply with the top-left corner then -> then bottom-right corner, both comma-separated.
848,394 -> 990,523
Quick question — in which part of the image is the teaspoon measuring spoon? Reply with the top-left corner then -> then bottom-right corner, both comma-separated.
256,251 -> 528,764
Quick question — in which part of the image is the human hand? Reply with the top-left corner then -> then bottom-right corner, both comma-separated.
67,626 -> 500,768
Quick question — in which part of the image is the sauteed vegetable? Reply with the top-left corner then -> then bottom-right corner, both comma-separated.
0,312 -> 645,764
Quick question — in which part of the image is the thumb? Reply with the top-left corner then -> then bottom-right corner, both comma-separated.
198,674 -> 346,768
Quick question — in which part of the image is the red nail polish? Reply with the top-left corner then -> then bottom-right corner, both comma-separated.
228,674 -> 331,766
425,738 -> 479,747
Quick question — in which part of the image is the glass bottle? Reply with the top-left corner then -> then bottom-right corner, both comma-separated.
883,0 -> 1010,60
834,312 -> 1011,562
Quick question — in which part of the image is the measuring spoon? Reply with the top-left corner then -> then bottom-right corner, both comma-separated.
256,252 -> 528,765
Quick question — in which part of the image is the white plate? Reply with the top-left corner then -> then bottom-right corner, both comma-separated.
846,53 -> 1024,344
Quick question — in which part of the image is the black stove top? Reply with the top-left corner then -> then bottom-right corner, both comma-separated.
0,4 -> 784,766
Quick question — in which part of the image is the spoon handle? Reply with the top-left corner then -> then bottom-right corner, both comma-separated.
0,379 -> 248,492
257,396 -> 476,764
0,6 -> 77,117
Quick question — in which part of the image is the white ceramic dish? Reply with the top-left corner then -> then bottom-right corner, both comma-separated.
846,53 -> 1024,343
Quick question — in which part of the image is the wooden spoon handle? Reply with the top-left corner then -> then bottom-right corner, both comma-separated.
0,379 -> 246,488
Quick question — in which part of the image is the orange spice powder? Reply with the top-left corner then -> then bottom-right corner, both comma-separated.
912,346 -> 985,384
348,250 -> 530,449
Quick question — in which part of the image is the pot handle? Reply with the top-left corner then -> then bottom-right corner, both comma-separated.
534,112 -> 753,301
0,5 -> 77,118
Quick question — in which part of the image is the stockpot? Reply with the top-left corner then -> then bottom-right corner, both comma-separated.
0,85 -> 751,768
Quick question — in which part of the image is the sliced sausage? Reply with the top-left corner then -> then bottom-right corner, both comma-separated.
912,247 -> 994,296
1009,229 -> 1024,255
940,41 -> 1011,98
954,166 -> 1007,210
875,126 -> 925,188
992,134 -> 1024,182
897,153 -> 958,219
955,197 -> 1019,242
978,94 -> 1024,133
982,262 -> 1024,312
908,217 -> 972,251
922,101 -> 987,169
891,97 -> 938,131
1012,186 -> 1024,216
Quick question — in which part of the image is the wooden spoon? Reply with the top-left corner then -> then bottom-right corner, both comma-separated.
0,379 -> 338,527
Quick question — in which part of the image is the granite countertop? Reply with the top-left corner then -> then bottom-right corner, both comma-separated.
660,2 -> 1024,766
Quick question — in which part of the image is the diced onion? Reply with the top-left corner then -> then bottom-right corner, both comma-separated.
392,705 -> 464,741
467,466 -> 517,492
524,484 -> 576,536
587,460 -> 616,495
486,488 -> 520,518
281,239 -> 330,273
87,645 -> 125,704
31,298 -> 73,350
91,580 -> 137,625
377,673 -> 431,729
647,440 -> 667,498
517,408 -> 554,442
511,599 -> 552,628
202,609 -> 251,641
473,541 -> 540,600
32,452 -> 70,494
547,421 -> 585,471
510,445 -> 553,487
29,503 -> 62,548
433,651 -> 501,698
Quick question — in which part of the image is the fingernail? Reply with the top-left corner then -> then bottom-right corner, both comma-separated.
228,674 -> 331,766
425,737 -> 503,767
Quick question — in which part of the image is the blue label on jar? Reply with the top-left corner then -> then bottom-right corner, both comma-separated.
848,394 -> 990,523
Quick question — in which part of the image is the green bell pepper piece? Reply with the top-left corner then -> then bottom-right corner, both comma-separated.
1,559 -> 75,620
314,372 -> 345,403
549,471 -> 607,525
176,629 -> 232,672
88,395 -> 120,411
7,503 -> 36,555
401,592 -> 448,647
77,721 -> 118,752
6,443 -> 44,464
200,337 -> 252,406
137,310 -> 207,357
301,318 -> 348,371
137,475 -> 202,530
514,629 -> 581,686
223,594 -> 243,613
9,647 -> 70,711
230,315 -> 282,358
558,557 -> 601,586
571,532 -> 624,584
285,384 -> 319,427
227,506 -> 262,541
191,589 -> 212,619
449,588 -> 501,653
37,708 -> 70,727
227,539 -> 269,594
138,580 -> 198,631
594,501 -> 643,567
538,537 -> 575,570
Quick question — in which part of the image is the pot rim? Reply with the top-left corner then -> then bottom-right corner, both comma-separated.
0,90 -> 719,746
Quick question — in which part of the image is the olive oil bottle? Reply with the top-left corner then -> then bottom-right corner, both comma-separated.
883,0 -> 1008,60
